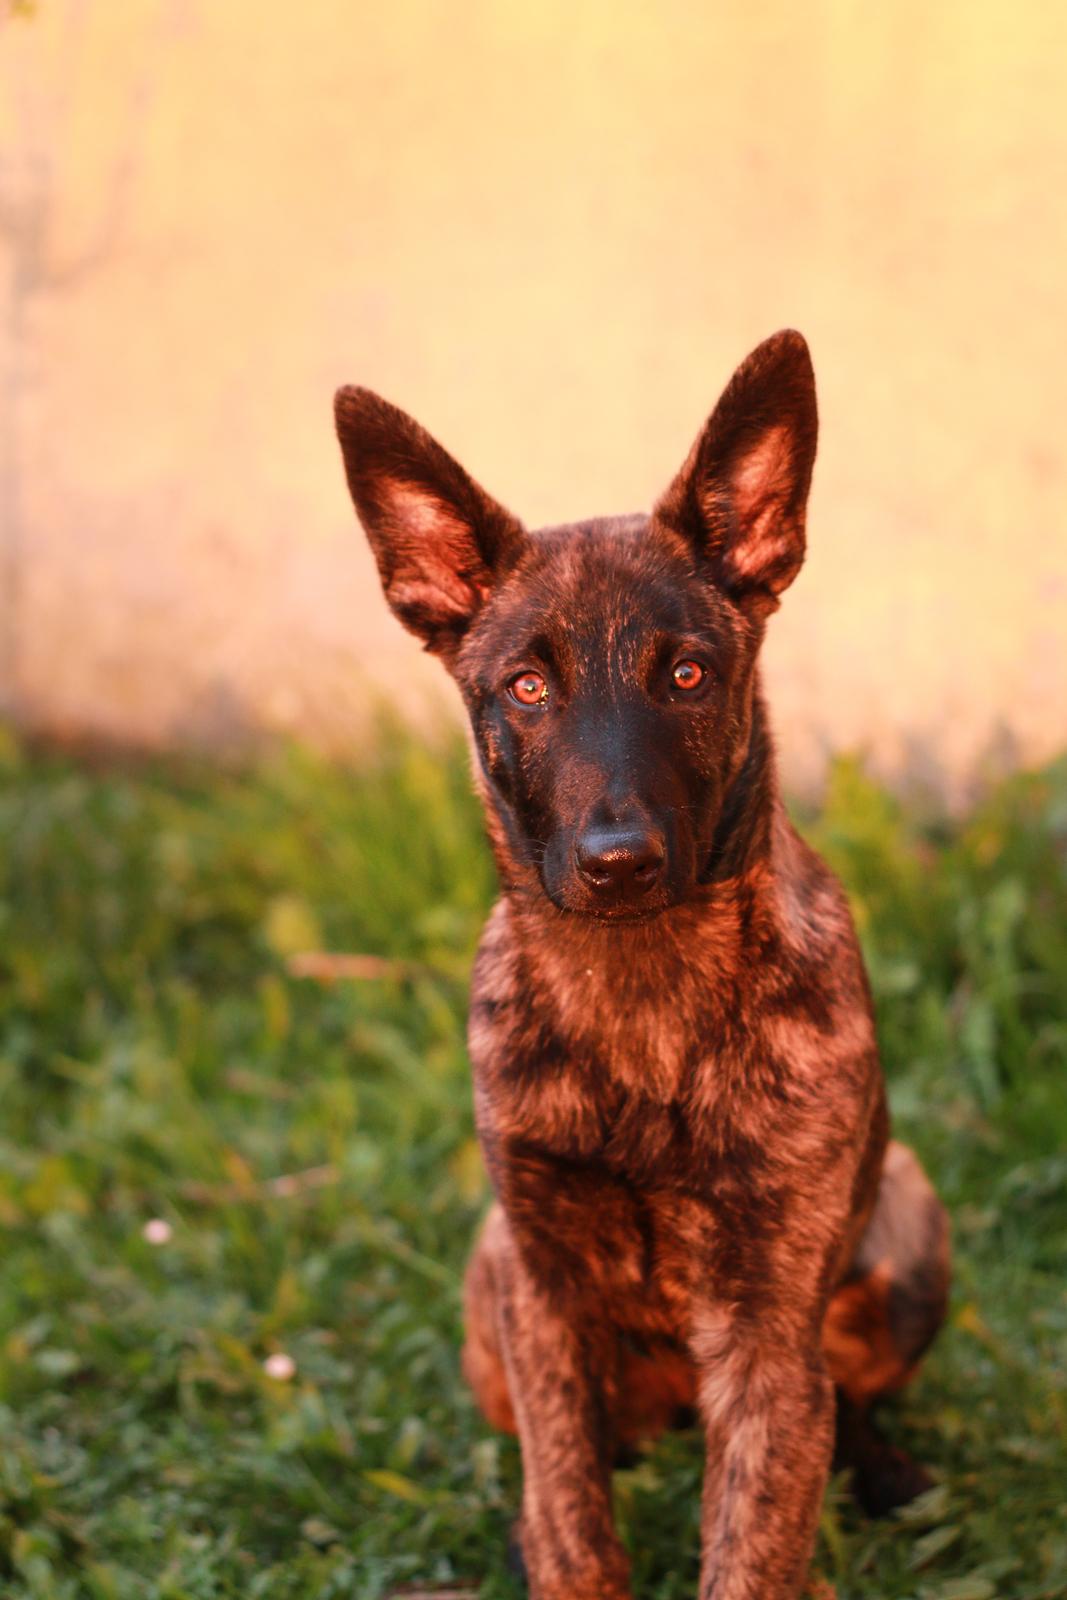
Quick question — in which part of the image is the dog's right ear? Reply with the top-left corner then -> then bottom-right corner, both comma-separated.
654,330 -> 818,616
334,387 -> 525,657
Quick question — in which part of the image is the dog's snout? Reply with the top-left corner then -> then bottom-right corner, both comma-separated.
575,825 -> 665,897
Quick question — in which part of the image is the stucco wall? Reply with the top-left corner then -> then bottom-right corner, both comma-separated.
1,0 -> 1064,793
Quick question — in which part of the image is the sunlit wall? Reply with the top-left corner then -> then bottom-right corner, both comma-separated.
1,0 -> 1064,792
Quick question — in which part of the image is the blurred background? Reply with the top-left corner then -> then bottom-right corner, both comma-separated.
2,0 -> 1064,794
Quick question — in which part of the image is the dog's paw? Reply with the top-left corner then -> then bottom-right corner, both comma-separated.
852,1442 -> 934,1517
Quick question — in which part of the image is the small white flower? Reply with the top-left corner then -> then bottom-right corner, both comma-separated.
142,1218 -> 173,1245
263,1351 -> 296,1381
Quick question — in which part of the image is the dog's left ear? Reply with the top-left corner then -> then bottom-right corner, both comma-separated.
334,386 -> 525,658
655,329 -> 818,613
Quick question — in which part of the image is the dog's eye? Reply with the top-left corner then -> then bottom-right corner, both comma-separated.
671,660 -> 705,691
508,670 -> 548,707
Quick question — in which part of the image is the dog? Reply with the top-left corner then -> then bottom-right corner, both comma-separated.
334,330 -> 950,1600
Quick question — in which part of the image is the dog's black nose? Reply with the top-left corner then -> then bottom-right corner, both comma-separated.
575,826 -> 665,896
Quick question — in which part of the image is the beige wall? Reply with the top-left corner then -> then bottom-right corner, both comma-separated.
1,0 -> 1064,793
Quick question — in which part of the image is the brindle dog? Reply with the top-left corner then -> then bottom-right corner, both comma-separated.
334,331 -> 950,1600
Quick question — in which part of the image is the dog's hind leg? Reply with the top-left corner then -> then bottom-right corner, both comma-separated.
614,1336 -> 698,1457
462,1203 -> 518,1435
823,1140 -> 951,1514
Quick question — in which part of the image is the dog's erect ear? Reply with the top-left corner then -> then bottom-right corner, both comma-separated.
334,387 -> 525,656
655,330 -> 818,612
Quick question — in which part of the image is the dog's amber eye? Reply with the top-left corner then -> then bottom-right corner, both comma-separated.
672,660 -> 705,691
509,670 -> 548,706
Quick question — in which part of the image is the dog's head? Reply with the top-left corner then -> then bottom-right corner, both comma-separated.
335,331 -> 817,921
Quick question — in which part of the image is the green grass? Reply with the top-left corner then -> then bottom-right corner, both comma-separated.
0,721 -> 1064,1600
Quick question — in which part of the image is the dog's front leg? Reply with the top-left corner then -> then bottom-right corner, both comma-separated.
496,1244 -> 632,1600
692,1303 -> 835,1600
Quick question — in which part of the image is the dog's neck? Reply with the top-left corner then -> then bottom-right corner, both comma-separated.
699,688 -> 777,887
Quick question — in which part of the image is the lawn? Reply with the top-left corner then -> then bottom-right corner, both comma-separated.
0,722 -> 1065,1600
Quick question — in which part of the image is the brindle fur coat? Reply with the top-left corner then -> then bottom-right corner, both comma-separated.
334,331 -> 950,1600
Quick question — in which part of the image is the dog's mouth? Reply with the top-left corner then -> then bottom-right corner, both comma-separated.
568,901 -> 671,925
540,875 -> 679,924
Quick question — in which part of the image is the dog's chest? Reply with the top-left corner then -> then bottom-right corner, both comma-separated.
470,916 -> 786,1185
525,934 -> 732,1103
485,1079 -> 783,1329
468,901 -> 826,1311
474,1010 -> 790,1316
